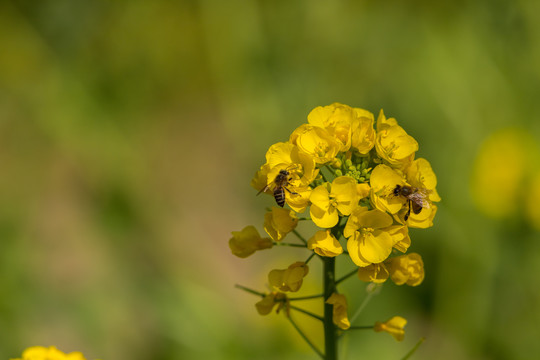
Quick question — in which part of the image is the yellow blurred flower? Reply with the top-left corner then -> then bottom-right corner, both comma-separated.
310,176 -> 360,228
255,292 -> 289,315
229,226 -> 273,258
264,207 -> 299,241
268,261 -> 309,292
307,230 -> 343,257
290,124 -> 340,164
386,253 -> 424,286
344,207 -> 394,266
374,316 -> 407,341
357,263 -> 389,283
526,171 -> 540,230
11,346 -> 86,360
471,128 -> 534,219
375,110 -> 418,169
326,293 -> 350,330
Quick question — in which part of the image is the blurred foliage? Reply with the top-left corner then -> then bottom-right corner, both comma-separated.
1,0 -> 540,359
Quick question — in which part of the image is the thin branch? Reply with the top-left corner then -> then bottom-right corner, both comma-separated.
289,305 -> 324,321
292,229 -> 308,245
287,314 -> 325,359
348,325 -> 373,330
320,170 -> 330,183
234,284 -> 265,298
349,286 -> 379,324
401,337 -> 425,360
289,293 -> 324,301
335,268 -> 358,285
273,241 -> 307,248
304,252 -> 317,264
325,165 -> 338,177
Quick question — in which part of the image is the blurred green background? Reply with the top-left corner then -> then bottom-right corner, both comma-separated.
1,0 -> 540,359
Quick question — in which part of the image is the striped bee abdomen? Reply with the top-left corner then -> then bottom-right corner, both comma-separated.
273,187 -> 286,207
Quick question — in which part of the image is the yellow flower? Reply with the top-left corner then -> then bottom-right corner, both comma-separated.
252,142 -> 318,210
357,263 -> 389,283
264,207 -> 299,241
229,226 -> 273,258
385,225 -> 410,253
369,164 -> 406,214
326,293 -> 350,330
471,128 -> 533,219
374,316 -> 407,341
344,207 -> 395,266
255,292 -> 288,315
400,204 -> 438,229
357,183 -> 371,199
307,230 -> 343,257
351,107 -> 376,154
358,263 -> 390,284
12,346 -> 86,360
406,158 -> 441,202
526,171 -> 540,230
290,124 -> 340,164
268,261 -> 309,292
307,103 -> 357,152
375,110 -> 418,169
386,253 -> 424,286
264,142 -> 319,187
398,158 -> 440,228
310,176 -> 360,228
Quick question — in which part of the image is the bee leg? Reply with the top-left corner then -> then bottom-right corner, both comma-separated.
284,187 -> 298,195
404,200 -> 412,221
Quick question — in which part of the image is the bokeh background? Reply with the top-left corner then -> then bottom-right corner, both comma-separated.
1,0 -> 540,359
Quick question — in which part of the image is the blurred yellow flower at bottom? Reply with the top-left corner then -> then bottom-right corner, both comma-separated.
12,346 -> 87,360
374,316 -> 407,341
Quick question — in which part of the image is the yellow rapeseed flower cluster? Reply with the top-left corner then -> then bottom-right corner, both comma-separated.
11,346 -> 87,360
230,103 -> 440,348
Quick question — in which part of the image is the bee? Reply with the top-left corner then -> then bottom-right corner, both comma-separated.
393,184 -> 431,221
257,169 -> 298,207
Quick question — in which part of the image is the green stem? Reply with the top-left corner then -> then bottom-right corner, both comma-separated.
348,325 -> 374,330
320,170 -> 331,183
401,337 -> 425,360
335,268 -> 358,285
304,252 -> 317,264
325,165 -> 338,177
323,257 -> 337,360
292,229 -> 308,245
234,284 -> 264,297
289,293 -> 324,301
289,305 -> 324,321
273,241 -> 307,248
287,314 -> 325,359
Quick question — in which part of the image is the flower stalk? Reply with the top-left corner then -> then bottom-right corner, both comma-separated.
323,256 -> 337,360
230,103 -> 439,358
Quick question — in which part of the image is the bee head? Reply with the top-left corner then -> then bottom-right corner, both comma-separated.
279,169 -> 289,176
392,185 -> 401,196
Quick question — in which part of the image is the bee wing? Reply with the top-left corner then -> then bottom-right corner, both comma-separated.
408,191 -> 431,209
257,184 -> 270,196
